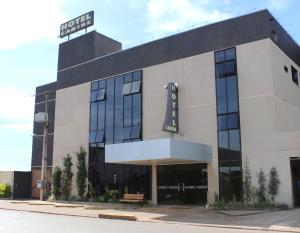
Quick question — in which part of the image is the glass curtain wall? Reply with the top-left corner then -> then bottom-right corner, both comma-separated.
214,48 -> 243,201
88,70 -> 151,198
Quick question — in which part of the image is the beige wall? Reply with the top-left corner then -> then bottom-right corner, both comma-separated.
0,171 -> 14,186
237,38 -> 300,207
142,52 -> 219,202
53,82 -> 90,196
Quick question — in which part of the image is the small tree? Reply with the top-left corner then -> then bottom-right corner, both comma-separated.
76,146 -> 87,199
243,157 -> 252,205
268,166 -> 280,206
50,167 -> 62,200
61,154 -> 73,200
257,168 -> 267,204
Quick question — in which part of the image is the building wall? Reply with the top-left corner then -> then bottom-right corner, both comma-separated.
237,38 -> 300,207
142,52 -> 219,203
52,82 -> 90,195
0,171 -> 14,187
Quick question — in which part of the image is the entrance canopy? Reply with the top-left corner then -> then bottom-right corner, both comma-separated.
105,138 -> 212,165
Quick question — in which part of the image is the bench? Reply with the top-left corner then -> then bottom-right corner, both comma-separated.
120,194 -> 144,204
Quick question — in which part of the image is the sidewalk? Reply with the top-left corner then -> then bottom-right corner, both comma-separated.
0,200 -> 299,232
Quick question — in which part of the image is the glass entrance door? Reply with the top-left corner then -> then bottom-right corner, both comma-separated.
157,163 -> 207,204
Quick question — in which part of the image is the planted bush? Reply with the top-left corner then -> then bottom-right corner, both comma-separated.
76,146 -> 87,199
61,154 -> 73,200
51,167 -> 62,200
0,184 -> 11,198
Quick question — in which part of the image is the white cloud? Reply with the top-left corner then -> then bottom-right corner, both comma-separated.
0,0 -> 66,50
268,0 -> 294,10
146,0 -> 231,36
0,86 -> 34,123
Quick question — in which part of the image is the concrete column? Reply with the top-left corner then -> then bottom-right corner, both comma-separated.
151,164 -> 158,205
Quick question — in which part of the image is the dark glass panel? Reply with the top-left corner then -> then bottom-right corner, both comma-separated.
229,129 -> 240,151
123,127 -> 132,140
89,131 -> 96,143
218,131 -> 229,149
215,63 -> 224,79
227,76 -> 239,113
105,128 -> 113,144
131,81 -> 141,94
97,101 -> 105,130
105,78 -> 114,130
95,131 -> 104,143
124,73 -> 132,83
114,127 -> 123,144
216,78 -> 227,114
124,95 -> 132,127
122,83 -> 132,95
132,71 -> 142,81
90,102 -> 98,131
224,61 -> 236,76
217,115 -> 227,130
225,48 -> 236,60
131,125 -> 141,139
90,90 -> 98,102
132,93 -> 141,126
99,80 -> 106,89
97,89 -> 106,101
114,76 -> 124,128
291,66 -> 299,85
215,50 -> 225,63
91,81 -> 98,91
227,113 -> 239,129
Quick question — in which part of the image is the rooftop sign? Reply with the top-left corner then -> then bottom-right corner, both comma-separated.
60,11 -> 94,38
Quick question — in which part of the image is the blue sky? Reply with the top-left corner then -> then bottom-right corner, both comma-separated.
0,0 -> 299,171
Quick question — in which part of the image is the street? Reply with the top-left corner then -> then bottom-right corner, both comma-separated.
0,209 -> 282,233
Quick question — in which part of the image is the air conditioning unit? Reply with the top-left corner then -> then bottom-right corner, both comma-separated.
34,112 -> 48,123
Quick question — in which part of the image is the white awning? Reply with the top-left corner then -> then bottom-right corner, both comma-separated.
105,138 -> 212,165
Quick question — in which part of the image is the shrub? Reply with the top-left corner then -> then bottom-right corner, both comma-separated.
0,184 -> 11,198
243,157 -> 252,205
257,168 -> 267,204
76,146 -> 87,199
268,166 -> 280,206
50,167 -> 62,200
61,154 -> 73,200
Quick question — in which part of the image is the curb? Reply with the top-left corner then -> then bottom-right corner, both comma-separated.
98,213 -> 137,221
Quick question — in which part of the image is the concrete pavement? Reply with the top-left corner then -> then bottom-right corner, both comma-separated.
0,200 -> 299,232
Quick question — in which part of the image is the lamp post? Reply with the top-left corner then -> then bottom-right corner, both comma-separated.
34,92 -> 51,201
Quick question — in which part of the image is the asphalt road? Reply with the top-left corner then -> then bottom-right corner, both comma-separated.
0,209 -> 279,233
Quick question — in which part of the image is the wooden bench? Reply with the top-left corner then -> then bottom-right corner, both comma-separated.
120,194 -> 144,204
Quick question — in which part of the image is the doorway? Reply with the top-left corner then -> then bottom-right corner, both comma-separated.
157,163 -> 207,204
291,158 -> 300,206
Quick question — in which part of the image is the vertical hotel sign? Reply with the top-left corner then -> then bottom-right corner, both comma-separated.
162,82 -> 179,133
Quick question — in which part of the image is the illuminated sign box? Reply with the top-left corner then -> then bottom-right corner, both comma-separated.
60,11 -> 94,38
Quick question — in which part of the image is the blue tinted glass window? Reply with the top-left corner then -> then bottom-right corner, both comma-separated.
124,95 -> 132,127
131,125 -> 141,139
91,91 -> 98,102
99,80 -> 106,89
90,102 -> 98,131
227,113 -> 239,129
216,79 -> 227,114
89,131 -> 96,143
229,129 -> 240,151
97,89 -> 106,101
225,48 -> 235,60
215,63 -> 224,79
224,61 -> 236,76
105,128 -> 113,145
227,76 -> 239,113
218,131 -> 229,149
114,76 -> 124,128
91,81 -> 98,91
124,73 -> 132,83
122,83 -> 131,95
97,101 -> 105,130
114,128 -> 123,144
215,50 -> 225,63
132,93 -> 141,126
131,81 -> 141,94
95,131 -> 104,143
106,78 -> 114,129
218,115 -> 227,130
133,71 -> 142,81
123,127 -> 132,140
